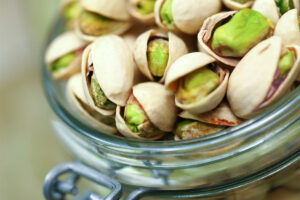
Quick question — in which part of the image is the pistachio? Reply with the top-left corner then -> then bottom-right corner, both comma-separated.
90,75 -> 117,110
63,1 -> 81,22
211,9 -> 272,57
51,53 -> 75,72
278,51 -> 295,80
124,95 -> 162,138
232,0 -> 252,3
176,67 -> 220,104
136,0 -> 156,15
275,0 -> 295,15
160,0 -> 174,30
79,10 -> 120,36
175,119 -> 223,140
147,38 -> 169,78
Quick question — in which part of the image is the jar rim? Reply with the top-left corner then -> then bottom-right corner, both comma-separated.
43,20 -> 300,153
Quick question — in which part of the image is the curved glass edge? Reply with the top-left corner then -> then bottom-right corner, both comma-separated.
42,19 -> 300,152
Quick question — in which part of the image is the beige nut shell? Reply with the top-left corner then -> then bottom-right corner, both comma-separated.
76,0 -> 132,42
165,52 -> 229,114
45,31 -> 87,80
179,101 -> 242,126
128,0 -> 155,24
227,36 -> 300,119
252,0 -> 280,25
81,35 -> 135,115
275,9 -> 300,47
198,11 -> 239,67
155,0 -> 222,34
116,82 -> 177,140
67,74 -> 117,133
134,29 -> 188,83
222,0 -> 254,10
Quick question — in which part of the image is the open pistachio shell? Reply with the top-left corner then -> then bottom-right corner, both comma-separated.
165,52 -> 229,114
227,36 -> 300,119
45,31 -> 87,80
81,35 -> 134,115
134,29 -> 188,83
154,0 -> 222,34
61,0 -> 81,29
179,101 -> 242,126
223,0 -> 254,10
198,11 -> 240,67
67,74 -> 117,133
128,0 -> 156,24
252,0 -> 280,25
116,82 -> 177,140
275,9 -> 300,46
75,0 -> 132,42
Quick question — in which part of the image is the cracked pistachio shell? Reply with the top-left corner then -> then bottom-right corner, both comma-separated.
223,0 -> 254,10
275,9 -> 300,46
179,101 -> 242,126
227,36 -> 300,119
252,0 -> 280,25
165,52 -> 229,114
154,0 -> 222,34
82,35 -> 135,116
67,74 -> 117,133
128,0 -> 156,24
116,82 -> 177,140
134,29 -> 188,82
45,31 -> 87,80
75,0 -> 132,42
198,11 -> 240,67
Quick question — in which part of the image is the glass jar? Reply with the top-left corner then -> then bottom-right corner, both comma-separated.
42,21 -> 300,200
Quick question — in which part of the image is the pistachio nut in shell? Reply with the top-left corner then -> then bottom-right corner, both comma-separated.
179,101 -> 242,127
165,52 -> 229,114
128,0 -> 156,24
81,35 -> 134,116
45,31 -> 87,80
211,9 -> 273,58
155,0 -> 222,34
275,9 -> 300,46
174,119 -> 225,140
227,36 -> 300,119
252,0 -> 280,25
116,82 -> 177,140
134,29 -> 188,82
275,0 -> 299,15
75,0 -> 132,42
67,74 -> 117,134
223,0 -> 254,11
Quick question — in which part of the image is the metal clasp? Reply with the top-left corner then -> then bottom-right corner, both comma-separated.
43,162 -> 122,200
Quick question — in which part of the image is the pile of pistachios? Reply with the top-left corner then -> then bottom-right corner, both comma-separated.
45,0 -> 300,140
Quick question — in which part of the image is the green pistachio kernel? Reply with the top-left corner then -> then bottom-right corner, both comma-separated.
125,104 -> 145,133
231,0 -> 253,3
63,1 -> 81,22
211,9 -> 271,57
51,53 -> 75,72
278,51 -> 294,80
90,75 -> 116,110
79,10 -> 119,36
147,38 -> 169,78
136,0 -> 156,15
175,120 -> 223,140
176,67 -> 220,104
160,0 -> 174,30
275,0 -> 295,15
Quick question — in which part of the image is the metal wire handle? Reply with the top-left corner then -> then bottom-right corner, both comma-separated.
43,162 -> 122,200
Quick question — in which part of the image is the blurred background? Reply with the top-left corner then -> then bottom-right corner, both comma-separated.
0,0 -> 71,199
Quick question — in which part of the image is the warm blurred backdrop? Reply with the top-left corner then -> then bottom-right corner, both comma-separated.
0,0 -> 71,199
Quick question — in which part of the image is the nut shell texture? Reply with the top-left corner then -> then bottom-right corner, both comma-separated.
165,52 -> 229,114
134,29 -> 188,82
223,0 -> 254,10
